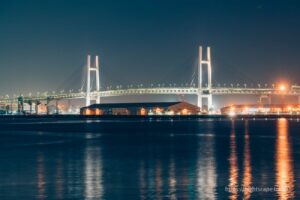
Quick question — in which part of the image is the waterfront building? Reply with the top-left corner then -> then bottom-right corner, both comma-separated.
221,104 -> 300,115
80,102 -> 200,115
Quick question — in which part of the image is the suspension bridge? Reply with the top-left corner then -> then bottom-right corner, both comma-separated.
1,46 -> 300,114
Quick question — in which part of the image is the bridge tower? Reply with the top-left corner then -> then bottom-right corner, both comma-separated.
198,46 -> 213,111
86,55 -> 100,106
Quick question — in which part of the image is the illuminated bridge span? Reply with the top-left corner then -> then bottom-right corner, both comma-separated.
1,46 -> 300,113
99,86 -> 300,96
1,85 -> 300,106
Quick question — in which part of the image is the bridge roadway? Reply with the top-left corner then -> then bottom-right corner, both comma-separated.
1,86 -> 300,105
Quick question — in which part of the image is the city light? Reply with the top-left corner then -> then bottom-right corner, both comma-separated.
95,108 -> 101,115
243,106 -> 249,114
155,107 -> 163,115
228,106 -> 236,117
228,111 -> 236,117
279,84 -> 286,91
140,108 -> 146,115
181,108 -> 188,115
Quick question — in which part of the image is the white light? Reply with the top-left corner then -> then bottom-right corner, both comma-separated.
228,112 -> 236,117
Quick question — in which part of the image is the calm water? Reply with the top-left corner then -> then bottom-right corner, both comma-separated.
0,118 -> 299,199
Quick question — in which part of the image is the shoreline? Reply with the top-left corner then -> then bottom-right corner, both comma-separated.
0,114 -> 299,120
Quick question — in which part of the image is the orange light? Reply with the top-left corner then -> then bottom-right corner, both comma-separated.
85,108 -> 91,115
279,84 -> 286,91
182,108 -> 188,115
58,104 -> 65,110
228,111 -> 236,117
155,107 -> 162,114
243,106 -> 249,113
167,110 -> 175,115
140,108 -> 146,115
37,104 -> 47,113
95,108 -> 101,115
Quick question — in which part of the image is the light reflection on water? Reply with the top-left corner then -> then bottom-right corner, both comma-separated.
229,120 -> 238,200
276,118 -> 295,200
84,146 -> 103,199
37,152 -> 46,200
168,156 -> 176,200
54,154 -> 64,200
196,124 -> 217,200
242,120 -> 252,200
0,119 -> 299,199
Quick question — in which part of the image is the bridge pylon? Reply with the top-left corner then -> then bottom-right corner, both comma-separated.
198,46 -> 213,111
86,55 -> 100,106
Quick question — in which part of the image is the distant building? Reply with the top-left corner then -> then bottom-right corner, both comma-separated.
80,102 -> 200,115
221,104 -> 300,115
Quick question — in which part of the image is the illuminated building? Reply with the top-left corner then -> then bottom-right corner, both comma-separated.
80,102 -> 200,116
221,104 -> 300,115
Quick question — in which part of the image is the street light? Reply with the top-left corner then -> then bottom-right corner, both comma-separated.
279,84 -> 286,91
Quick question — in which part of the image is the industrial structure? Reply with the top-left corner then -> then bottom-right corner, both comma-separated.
221,104 -> 300,115
1,46 -> 300,115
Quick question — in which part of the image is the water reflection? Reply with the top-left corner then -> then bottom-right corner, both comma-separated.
155,160 -> 163,200
65,154 -> 84,197
84,145 -> 103,199
139,161 -> 147,199
276,118 -> 295,199
138,157 -> 161,199
4,119 -> 299,199
229,120 -> 238,200
55,155 -> 64,199
168,156 -> 176,200
196,133 -> 217,199
242,120 -> 252,200
37,152 -> 46,200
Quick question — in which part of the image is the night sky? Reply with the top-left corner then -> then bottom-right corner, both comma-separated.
1,0 -> 300,103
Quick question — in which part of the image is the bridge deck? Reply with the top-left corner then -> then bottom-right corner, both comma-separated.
1,86 -> 300,104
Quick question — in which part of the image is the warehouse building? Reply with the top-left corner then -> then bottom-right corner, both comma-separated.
80,102 -> 200,115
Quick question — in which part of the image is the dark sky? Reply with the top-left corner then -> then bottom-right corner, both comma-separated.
0,0 -> 300,97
